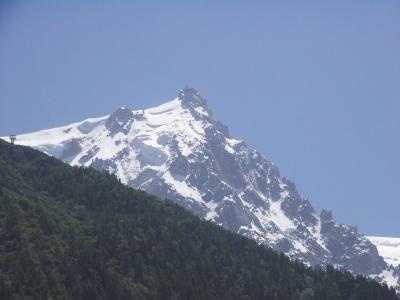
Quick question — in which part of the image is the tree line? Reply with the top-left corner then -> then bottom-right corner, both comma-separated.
0,140 -> 397,299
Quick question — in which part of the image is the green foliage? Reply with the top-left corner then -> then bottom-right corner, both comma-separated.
0,140 -> 398,300
298,288 -> 314,300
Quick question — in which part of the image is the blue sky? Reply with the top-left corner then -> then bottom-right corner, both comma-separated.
0,1 -> 399,236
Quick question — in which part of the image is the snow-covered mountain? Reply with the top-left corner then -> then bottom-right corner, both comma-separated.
368,236 -> 400,268
6,87 -> 399,291
367,236 -> 400,289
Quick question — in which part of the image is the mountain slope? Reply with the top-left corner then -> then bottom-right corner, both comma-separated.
2,140 -> 398,299
6,87 -> 399,290
368,236 -> 400,289
368,237 -> 400,268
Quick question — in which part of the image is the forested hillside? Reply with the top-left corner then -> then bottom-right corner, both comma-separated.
0,140 -> 397,300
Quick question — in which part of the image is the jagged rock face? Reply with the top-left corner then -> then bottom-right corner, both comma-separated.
105,107 -> 135,136
10,87 -> 399,291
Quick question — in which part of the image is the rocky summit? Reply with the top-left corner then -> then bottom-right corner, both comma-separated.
8,87 -> 399,291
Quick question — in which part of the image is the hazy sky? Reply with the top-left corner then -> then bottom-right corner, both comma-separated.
1,1 -> 399,236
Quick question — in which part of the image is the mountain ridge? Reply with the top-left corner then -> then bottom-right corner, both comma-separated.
1,139 -> 398,299
5,87 -> 399,291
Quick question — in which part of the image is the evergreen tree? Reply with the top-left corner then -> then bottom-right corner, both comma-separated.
0,140 -> 398,300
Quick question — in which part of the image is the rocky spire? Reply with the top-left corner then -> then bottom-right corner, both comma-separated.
178,85 -> 212,119
320,209 -> 334,234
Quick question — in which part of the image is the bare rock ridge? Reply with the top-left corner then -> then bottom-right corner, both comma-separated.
7,86 -> 399,291
105,107 -> 135,136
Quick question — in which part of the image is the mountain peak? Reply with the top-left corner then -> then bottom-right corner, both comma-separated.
9,88 -> 399,291
178,85 -> 212,119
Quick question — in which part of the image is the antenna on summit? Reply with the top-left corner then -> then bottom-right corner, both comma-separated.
9,135 -> 16,144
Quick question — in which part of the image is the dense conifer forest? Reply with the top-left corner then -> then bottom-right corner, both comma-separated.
0,140 -> 398,300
